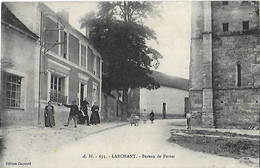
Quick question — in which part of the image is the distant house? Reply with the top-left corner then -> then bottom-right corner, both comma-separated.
2,2 -> 103,126
1,4 -> 39,125
128,71 -> 189,119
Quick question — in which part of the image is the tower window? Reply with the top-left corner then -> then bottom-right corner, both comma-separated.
223,23 -> 229,32
243,21 -> 249,30
237,62 -> 241,87
222,1 -> 228,5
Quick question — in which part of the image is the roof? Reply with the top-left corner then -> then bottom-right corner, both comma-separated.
1,4 -> 38,39
150,71 -> 189,91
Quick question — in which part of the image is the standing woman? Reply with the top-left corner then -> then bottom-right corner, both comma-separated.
44,100 -> 55,127
90,102 -> 100,125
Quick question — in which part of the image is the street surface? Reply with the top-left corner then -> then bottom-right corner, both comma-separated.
34,121 -> 258,167
2,120 -> 258,168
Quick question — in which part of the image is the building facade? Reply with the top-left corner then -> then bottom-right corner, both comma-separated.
1,4 -> 40,126
2,2 -> 103,126
128,71 -> 189,119
190,1 -> 260,128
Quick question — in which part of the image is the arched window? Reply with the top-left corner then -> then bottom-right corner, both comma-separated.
237,62 -> 241,87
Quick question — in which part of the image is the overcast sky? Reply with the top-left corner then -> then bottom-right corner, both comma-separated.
45,1 -> 191,79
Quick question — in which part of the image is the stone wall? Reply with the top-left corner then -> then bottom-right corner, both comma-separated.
128,88 -> 140,114
214,88 -> 259,128
101,93 -> 122,122
212,34 -> 259,88
190,1 -> 260,128
211,1 -> 259,128
189,90 -> 203,126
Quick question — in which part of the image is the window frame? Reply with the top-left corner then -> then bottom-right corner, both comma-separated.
242,21 -> 249,31
4,74 -> 22,108
58,24 -> 69,60
79,42 -> 88,68
237,62 -> 242,87
222,23 -> 229,32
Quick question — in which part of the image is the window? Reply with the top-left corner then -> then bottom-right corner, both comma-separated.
4,74 -> 21,108
222,1 -> 228,5
80,44 -> 87,67
92,83 -> 98,105
93,55 -> 97,75
50,75 -> 67,103
223,23 -> 229,32
242,1 -> 249,4
243,21 -> 249,30
237,62 -> 241,87
59,29 -> 67,59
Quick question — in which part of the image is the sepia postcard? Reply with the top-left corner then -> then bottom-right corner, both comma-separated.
1,1 -> 259,168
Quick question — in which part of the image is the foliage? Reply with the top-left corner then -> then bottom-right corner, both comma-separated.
80,2 -> 163,119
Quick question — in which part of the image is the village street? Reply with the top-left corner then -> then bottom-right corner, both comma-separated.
2,120 -> 258,168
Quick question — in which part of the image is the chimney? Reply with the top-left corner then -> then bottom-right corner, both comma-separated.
57,9 -> 69,23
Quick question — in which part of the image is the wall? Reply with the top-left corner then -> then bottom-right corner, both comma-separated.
212,1 -> 260,128
190,1 -> 260,128
214,88 -> 259,128
101,93 -> 122,122
39,54 -> 101,126
69,33 -> 79,65
128,88 -> 140,114
1,24 -> 39,126
140,86 -> 189,119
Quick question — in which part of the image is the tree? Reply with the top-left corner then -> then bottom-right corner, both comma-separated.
80,2 -> 163,121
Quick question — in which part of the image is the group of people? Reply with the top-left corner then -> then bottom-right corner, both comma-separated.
129,110 -> 155,126
44,97 -> 100,128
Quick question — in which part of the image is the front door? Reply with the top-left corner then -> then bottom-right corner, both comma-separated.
162,102 -> 166,119
80,83 -> 84,106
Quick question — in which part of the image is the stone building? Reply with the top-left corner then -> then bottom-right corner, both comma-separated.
190,1 -> 260,128
128,71 -> 189,119
2,2 -> 103,126
1,4 -> 40,125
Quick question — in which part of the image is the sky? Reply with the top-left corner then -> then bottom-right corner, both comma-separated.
45,1 -> 191,79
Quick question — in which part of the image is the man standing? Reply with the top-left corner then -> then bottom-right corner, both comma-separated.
59,101 -> 79,128
82,97 -> 90,126
186,111 -> 192,130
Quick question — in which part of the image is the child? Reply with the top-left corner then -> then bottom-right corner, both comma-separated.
129,113 -> 140,126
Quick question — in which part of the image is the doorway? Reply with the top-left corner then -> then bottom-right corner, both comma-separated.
80,83 -> 84,106
162,102 -> 166,119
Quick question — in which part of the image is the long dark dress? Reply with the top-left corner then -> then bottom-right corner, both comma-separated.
90,105 -> 100,124
45,105 -> 55,127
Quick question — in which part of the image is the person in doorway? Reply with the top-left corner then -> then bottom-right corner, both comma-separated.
149,110 -> 155,124
59,100 -> 79,128
186,111 -> 192,130
90,102 -> 100,125
82,97 -> 90,126
44,100 -> 55,127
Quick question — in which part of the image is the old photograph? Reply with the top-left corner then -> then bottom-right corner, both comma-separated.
0,1 -> 259,168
